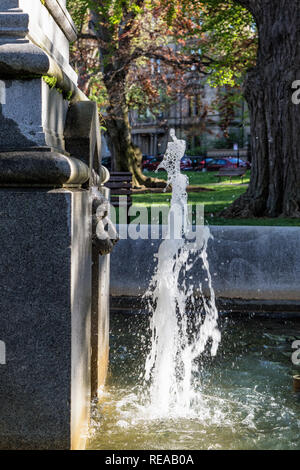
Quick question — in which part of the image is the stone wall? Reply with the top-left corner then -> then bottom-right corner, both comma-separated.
110,225 -> 300,313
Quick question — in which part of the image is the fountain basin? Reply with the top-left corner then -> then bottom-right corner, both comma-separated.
110,225 -> 300,311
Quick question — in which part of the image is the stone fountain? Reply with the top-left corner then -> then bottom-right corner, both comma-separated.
0,0 -> 116,450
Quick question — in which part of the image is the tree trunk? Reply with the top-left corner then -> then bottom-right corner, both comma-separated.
223,0 -> 300,217
90,10 -> 165,189
104,74 -> 165,188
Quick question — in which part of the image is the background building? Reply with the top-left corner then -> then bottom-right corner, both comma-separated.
130,82 -> 250,158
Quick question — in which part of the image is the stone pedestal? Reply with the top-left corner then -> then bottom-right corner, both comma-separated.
0,0 -> 113,450
0,189 -> 91,449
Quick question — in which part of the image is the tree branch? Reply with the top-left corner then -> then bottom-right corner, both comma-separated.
78,33 -> 97,40
232,0 -> 261,18
144,50 -> 213,72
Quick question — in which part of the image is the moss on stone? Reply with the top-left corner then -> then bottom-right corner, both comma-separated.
42,75 -> 57,89
42,75 -> 73,102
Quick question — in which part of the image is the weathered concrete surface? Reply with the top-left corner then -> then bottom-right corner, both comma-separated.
0,151 -> 89,186
91,250 -> 110,399
42,0 -> 77,43
0,0 -> 82,154
0,0 -> 77,82
91,186 -> 111,400
65,101 -> 102,173
70,189 -> 92,450
0,79 -> 69,152
0,189 -> 92,450
110,225 -> 300,308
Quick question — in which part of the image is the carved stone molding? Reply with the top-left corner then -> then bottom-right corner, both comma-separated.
0,151 -> 90,186
0,0 -> 78,85
43,0 -> 77,43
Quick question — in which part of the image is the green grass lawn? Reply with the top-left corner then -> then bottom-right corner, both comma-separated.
129,171 -> 300,226
143,170 -> 251,186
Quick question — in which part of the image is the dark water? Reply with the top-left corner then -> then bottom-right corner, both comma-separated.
88,314 -> 300,450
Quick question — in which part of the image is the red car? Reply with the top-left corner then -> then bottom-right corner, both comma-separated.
143,156 -> 164,171
193,157 -> 214,171
142,155 -> 154,170
206,158 -> 238,171
144,156 -> 193,172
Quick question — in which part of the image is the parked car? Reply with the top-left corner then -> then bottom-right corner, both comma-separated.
180,156 -> 193,171
193,157 -> 214,171
143,156 -> 164,171
189,156 -> 205,170
227,157 -> 251,169
206,158 -> 237,171
142,155 -> 155,170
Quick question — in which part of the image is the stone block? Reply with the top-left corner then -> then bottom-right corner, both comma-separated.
0,188 -> 92,449
65,101 -> 102,174
0,78 -> 69,152
0,0 -> 77,83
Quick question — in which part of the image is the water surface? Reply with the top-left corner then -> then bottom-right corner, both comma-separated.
88,314 -> 300,450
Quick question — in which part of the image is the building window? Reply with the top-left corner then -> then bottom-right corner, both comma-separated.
188,94 -> 201,117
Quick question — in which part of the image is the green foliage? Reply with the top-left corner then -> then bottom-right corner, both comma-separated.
65,90 -> 74,101
187,0 -> 257,87
186,146 -> 208,156
42,75 -> 57,89
68,0 -> 148,32
66,0 -> 258,137
67,0 -> 257,92
210,129 -> 245,149
67,0 -> 89,31
42,75 -> 74,101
